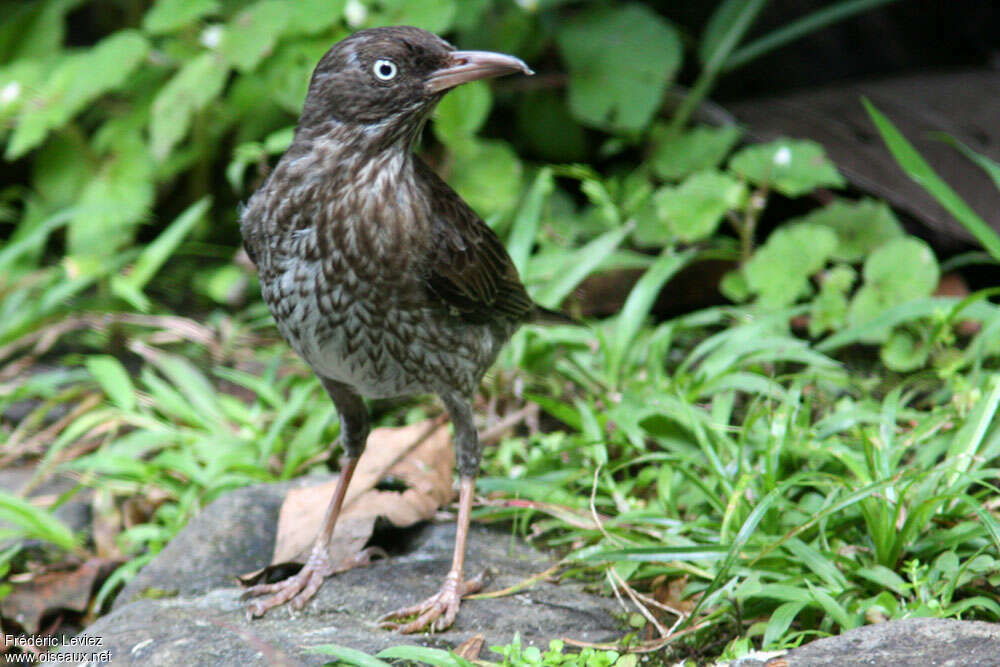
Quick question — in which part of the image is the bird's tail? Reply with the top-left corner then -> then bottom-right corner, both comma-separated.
529,304 -> 581,326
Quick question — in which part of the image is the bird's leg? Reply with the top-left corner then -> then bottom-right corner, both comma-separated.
379,476 -> 483,633
380,393 -> 484,633
243,378 -> 377,617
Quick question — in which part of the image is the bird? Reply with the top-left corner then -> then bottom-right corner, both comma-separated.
238,26 -> 570,633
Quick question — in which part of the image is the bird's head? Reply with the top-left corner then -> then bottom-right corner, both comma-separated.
298,26 -> 532,149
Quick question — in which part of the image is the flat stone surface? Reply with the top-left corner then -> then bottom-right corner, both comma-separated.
56,478 -> 622,665
732,618 -> 1000,667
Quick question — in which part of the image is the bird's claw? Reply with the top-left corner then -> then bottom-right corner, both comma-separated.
378,571 -> 485,634
242,546 -> 386,618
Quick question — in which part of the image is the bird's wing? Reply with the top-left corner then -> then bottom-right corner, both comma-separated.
416,160 -> 534,325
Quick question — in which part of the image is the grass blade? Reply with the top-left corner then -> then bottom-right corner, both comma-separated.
863,100 -> 1000,261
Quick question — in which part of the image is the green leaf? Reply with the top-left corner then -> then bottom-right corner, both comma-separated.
745,223 -> 838,307
763,601 -> 806,649
880,328 -> 928,372
514,90 -> 588,163
863,99 -> 1000,262
728,139 -> 845,197
847,237 -> 939,342
112,197 -> 212,311
376,646 -> 467,667
0,0 -> 83,62
934,133 -> 1000,191
143,0 -> 220,34
534,227 -> 629,309
0,491 -> 77,552
642,170 -> 746,245
699,0 -> 765,67
284,0 -> 346,35
650,124 -> 743,181
6,30 -> 150,159
151,52 -> 230,161
808,264 -> 855,337
557,4 -> 682,132
87,355 -> 137,411
368,0 -> 456,33
508,168 -> 554,274
68,132 -> 154,261
447,139 -> 522,216
220,1 -> 289,72
309,644 -> 390,667
790,198 -> 903,262
433,80 -> 492,148
610,248 -> 697,379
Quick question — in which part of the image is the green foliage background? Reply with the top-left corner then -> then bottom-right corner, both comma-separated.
1,0 -> 999,662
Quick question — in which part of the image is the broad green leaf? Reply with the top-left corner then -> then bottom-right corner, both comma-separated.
790,198 -> 902,262
880,328 -> 928,372
0,0 -> 83,62
0,61 -> 44,133
220,1 -> 289,72
143,0 -> 220,34
557,4 -> 681,132
514,90 -> 588,163
864,100 -> 1000,261
745,223 -> 838,307
650,124 -> 743,181
86,355 -> 137,411
433,80 -> 491,148
728,139 -> 845,197
6,30 -> 150,159
68,132 -> 154,261
447,139 -> 522,216
284,0 -> 346,35
808,264 -> 855,337
642,170 -> 746,245
32,133 -> 91,209
847,237 -> 939,342
368,0 -> 456,33
151,52 -> 230,160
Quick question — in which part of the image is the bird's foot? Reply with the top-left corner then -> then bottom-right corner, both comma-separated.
242,546 -> 385,618
378,570 -> 485,634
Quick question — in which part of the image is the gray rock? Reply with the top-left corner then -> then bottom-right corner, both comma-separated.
58,478 -> 622,665
731,618 -> 1000,667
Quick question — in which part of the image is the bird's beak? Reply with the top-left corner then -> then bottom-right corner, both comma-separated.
426,50 -> 533,93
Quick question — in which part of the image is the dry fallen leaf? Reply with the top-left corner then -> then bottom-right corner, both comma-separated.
454,633 -> 485,661
0,559 -> 111,633
241,419 -> 454,583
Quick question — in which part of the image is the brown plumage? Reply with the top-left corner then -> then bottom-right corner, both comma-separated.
239,26 -> 561,633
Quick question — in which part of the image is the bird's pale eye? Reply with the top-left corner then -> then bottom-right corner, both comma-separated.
373,59 -> 398,81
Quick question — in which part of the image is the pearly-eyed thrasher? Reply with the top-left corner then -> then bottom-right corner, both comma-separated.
239,26 -> 569,633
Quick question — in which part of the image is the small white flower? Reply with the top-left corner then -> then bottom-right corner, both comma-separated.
515,0 -> 538,10
200,24 -> 223,49
0,81 -> 21,106
773,145 -> 792,166
345,0 -> 367,27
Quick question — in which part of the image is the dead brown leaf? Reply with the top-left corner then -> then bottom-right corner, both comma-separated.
0,559 -> 112,633
453,634 -> 485,661
241,419 -> 453,583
